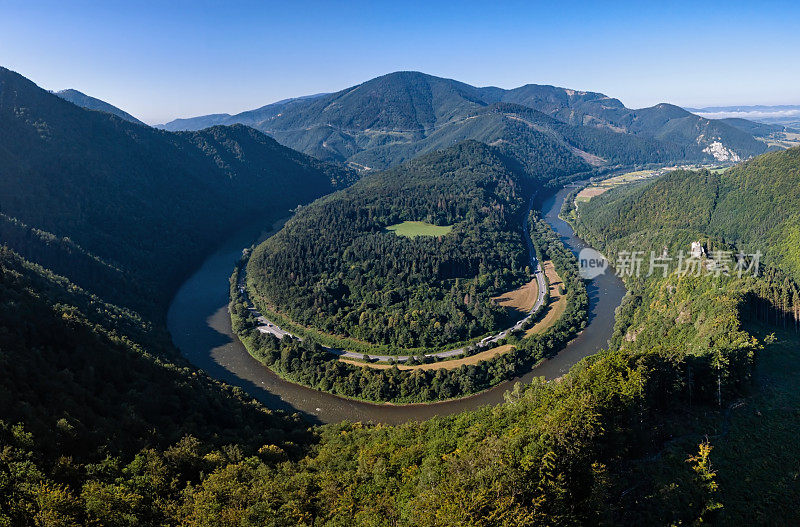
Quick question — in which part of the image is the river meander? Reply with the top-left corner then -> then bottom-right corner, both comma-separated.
166,184 -> 625,425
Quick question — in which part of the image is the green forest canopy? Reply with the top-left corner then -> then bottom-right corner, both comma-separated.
246,142 -> 532,350
575,146 -> 800,282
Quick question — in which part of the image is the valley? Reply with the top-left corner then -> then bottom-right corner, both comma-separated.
3,49 -> 800,523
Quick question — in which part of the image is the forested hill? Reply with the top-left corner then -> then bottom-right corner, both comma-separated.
576,146 -> 800,280
247,141 -> 534,349
159,71 -> 767,169
568,147 -> 800,524
0,246 -> 310,459
56,88 -> 147,125
0,66 -> 354,314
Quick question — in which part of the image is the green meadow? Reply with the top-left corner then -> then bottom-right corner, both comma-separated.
385,220 -> 453,238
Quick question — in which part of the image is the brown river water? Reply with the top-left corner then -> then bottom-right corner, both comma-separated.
166,184 -> 626,425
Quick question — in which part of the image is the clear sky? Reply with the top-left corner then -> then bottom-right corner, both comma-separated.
1,0 -> 798,124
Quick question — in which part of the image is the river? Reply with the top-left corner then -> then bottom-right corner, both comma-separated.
166,184 -> 626,425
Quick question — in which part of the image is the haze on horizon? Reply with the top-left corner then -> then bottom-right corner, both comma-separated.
1,0 -> 798,125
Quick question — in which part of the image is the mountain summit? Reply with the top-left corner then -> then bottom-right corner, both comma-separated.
159,71 -> 766,169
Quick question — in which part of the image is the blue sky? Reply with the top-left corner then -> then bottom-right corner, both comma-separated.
1,0 -> 798,124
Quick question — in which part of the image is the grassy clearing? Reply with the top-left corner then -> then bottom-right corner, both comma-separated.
492,278 -> 539,314
385,221 -> 453,238
575,187 -> 610,202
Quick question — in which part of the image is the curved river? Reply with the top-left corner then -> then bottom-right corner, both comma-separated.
167,185 -> 625,425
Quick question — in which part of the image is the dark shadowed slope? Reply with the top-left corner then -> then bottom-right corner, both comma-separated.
0,66 -> 354,314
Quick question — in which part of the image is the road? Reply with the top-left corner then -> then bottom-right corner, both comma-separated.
239,191 -> 547,363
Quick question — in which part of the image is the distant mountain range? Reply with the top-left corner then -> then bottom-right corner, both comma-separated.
56,88 -> 147,126
157,71 -> 768,169
51,72 -> 774,171
687,105 -> 800,129
717,117 -> 799,136
155,92 -> 329,131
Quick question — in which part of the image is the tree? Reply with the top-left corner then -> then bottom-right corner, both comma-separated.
686,439 -> 723,523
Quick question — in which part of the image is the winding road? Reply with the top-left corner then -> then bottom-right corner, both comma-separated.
239,193 -> 546,363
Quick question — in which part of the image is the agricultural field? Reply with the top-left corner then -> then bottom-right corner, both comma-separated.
524,261 -> 566,337
575,165 -> 728,203
760,131 -> 800,149
385,220 -> 453,238
492,278 -> 539,314
575,169 -> 665,203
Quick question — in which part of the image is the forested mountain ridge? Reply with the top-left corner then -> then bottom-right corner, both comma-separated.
160,71 -> 767,169
0,246 -> 311,458
56,88 -> 147,125
0,244 -> 318,525
569,147 -> 800,523
0,66 -> 343,522
0,66 -> 355,314
575,146 -> 800,281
